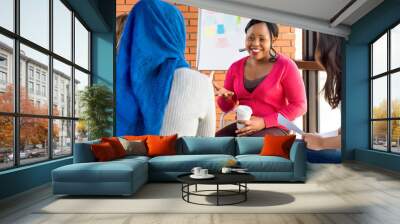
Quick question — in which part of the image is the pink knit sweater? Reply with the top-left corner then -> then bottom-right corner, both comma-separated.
217,54 -> 307,128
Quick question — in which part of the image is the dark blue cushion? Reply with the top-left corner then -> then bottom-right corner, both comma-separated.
179,137 -> 236,155
307,149 -> 341,163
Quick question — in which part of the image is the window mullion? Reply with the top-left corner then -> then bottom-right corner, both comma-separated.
49,0 -> 53,160
387,29 -> 391,153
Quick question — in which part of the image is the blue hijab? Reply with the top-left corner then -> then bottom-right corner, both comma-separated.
116,0 -> 189,136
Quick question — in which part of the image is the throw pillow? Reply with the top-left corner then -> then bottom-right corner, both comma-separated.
123,135 -> 149,141
118,137 -> 147,156
146,134 -> 178,157
101,137 -> 126,158
259,135 -> 296,159
91,142 -> 117,161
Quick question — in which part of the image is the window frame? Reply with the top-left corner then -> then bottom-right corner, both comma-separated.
370,20 -> 400,154
0,0 -> 92,171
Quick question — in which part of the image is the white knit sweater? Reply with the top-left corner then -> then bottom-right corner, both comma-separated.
160,68 -> 216,137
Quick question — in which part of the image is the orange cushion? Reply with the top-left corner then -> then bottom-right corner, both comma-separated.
123,135 -> 149,141
259,135 -> 296,159
91,142 -> 118,162
101,137 -> 126,158
146,134 -> 178,157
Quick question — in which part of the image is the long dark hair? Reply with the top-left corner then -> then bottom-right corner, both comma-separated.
316,33 -> 343,109
245,19 -> 279,62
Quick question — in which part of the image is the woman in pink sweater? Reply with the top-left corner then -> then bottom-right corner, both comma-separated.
215,20 -> 307,137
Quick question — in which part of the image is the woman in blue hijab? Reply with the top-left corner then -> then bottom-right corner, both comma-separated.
116,0 -> 216,137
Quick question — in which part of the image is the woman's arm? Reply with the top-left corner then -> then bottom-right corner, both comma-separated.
216,67 -> 238,112
263,60 -> 307,128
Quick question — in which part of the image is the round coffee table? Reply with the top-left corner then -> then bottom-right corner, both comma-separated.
177,173 -> 255,206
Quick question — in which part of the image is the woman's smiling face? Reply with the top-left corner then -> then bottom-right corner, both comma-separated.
245,22 -> 271,61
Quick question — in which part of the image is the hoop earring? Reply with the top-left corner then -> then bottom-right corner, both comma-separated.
269,48 -> 277,62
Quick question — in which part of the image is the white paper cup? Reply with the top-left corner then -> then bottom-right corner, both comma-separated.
236,105 -> 252,129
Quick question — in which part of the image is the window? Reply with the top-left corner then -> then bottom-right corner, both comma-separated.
0,0 -> 14,32
75,18 -> 90,70
0,54 -> 7,88
42,85 -> 46,97
0,0 -> 91,170
0,71 -> 6,85
0,54 -> 7,67
370,23 -> 400,154
29,67 -> 34,80
0,34 -> 14,113
36,83 -> 40,95
28,82 -> 34,94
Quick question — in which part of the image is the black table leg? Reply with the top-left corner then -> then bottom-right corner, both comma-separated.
217,184 -> 219,206
245,183 -> 247,201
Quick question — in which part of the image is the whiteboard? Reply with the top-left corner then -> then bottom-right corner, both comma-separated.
197,9 -> 250,70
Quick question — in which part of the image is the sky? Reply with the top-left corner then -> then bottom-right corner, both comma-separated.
0,0 -> 89,72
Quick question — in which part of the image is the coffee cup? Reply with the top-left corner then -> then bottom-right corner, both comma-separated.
221,167 -> 232,174
236,105 -> 252,129
199,169 -> 208,176
191,167 -> 202,176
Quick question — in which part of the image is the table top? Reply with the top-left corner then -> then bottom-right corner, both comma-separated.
177,172 -> 255,185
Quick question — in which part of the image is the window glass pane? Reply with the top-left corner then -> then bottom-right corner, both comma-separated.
391,72 -> 400,118
75,120 -> 88,143
0,116 -> 14,170
53,59 -> 72,117
53,0 -> 72,60
20,117 -> 49,165
318,71 -> 341,133
20,0 -> 49,49
391,24 -> 400,70
53,119 -> 72,158
75,18 -> 89,70
20,44 -> 49,115
74,69 -> 89,118
372,33 -> 387,76
372,77 -> 387,119
0,0 -> 14,31
391,120 -> 400,153
0,34 -> 14,113
372,121 -> 388,151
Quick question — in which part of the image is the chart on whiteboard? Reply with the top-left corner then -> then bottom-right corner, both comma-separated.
197,9 -> 250,70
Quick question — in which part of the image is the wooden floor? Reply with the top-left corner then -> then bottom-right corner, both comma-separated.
1,162 -> 400,224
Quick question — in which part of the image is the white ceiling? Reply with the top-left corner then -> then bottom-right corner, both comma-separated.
172,0 -> 384,38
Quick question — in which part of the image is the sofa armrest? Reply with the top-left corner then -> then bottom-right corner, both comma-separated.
289,140 -> 307,181
73,140 -> 100,163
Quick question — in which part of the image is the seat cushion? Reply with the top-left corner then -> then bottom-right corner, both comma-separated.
149,154 -> 235,172
236,155 -> 293,172
52,158 -> 147,183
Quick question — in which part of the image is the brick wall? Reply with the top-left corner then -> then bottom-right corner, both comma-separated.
116,0 -> 297,130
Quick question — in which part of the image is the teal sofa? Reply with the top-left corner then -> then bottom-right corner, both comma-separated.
52,137 -> 306,196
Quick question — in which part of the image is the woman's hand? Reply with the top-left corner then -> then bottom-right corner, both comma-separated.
302,133 -> 324,150
235,116 -> 265,136
213,81 -> 235,99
